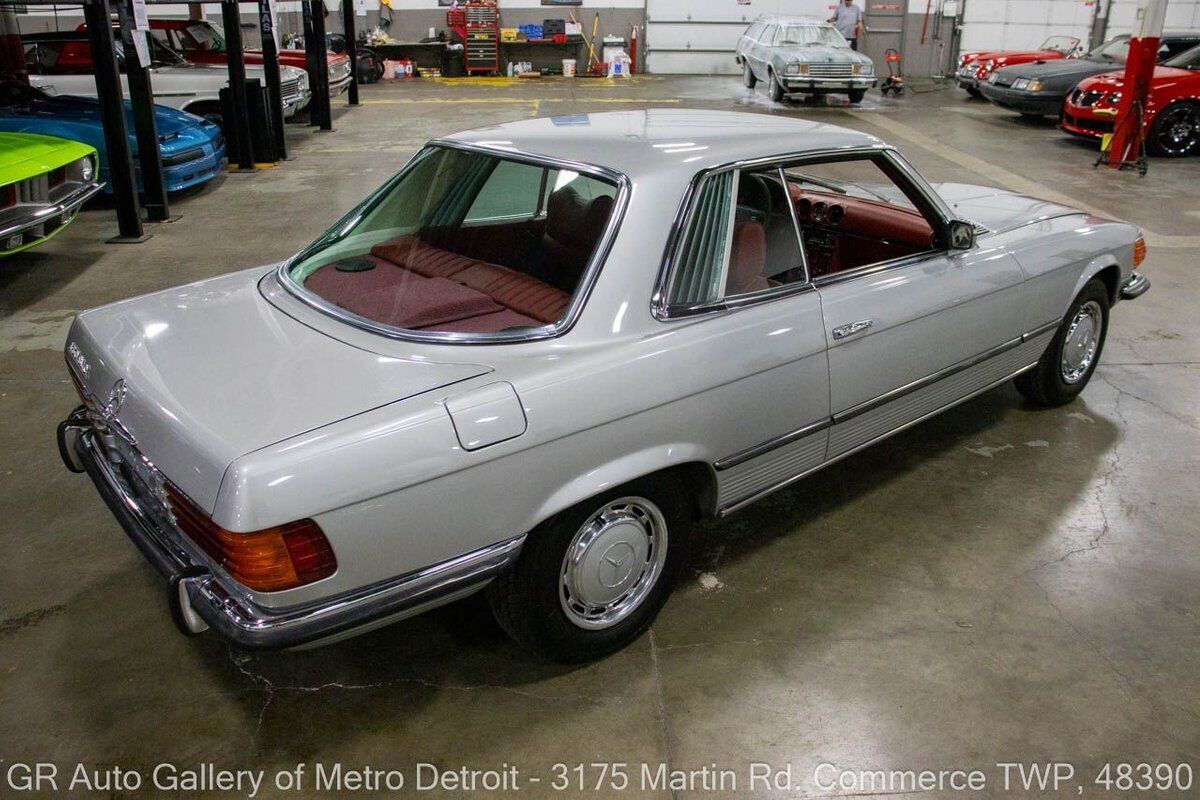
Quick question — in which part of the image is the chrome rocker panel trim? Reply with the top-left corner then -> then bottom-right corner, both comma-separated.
66,424 -> 524,650
1120,270 -> 1150,300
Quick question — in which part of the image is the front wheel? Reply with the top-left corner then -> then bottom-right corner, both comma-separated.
487,475 -> 691,662
742,61 -> 757,88
1147,101 -> 1200,158
848,89 -> 866,103
768,70 -> 785,102
1014,278 -> 1109,406
966,86 -> 983,98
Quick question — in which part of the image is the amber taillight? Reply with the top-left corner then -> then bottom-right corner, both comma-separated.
1133,236 -> 1146,267
164,484 -> 336,591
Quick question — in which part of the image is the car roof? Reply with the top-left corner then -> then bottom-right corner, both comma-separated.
441,109 -> 883,181
752,15 -> 832,26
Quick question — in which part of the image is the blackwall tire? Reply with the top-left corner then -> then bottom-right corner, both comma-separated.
1147,101 -> 1200,158
743,61 -> 757,89
486,474 -> 691,663
1014,278 -> 1110,406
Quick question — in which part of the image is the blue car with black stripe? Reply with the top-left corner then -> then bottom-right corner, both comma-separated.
0,78 -> 226,195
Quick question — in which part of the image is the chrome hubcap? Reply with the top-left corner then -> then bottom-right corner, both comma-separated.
1061,300 -> 1102,384
560,497 -> 668,630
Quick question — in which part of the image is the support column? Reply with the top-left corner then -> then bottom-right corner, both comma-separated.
341,0 -> 359,105
308,0 -> 333,130
118,0 -> 170,222
82,0 -> 147,242
222,0 -> 256,171
258,0 -> 288,159
1104,0 -> 1166,170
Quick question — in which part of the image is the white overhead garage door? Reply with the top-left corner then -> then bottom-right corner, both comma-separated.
958,0 -> 1096,53
1103,0 -> 1200,37
645,0 -> 834,74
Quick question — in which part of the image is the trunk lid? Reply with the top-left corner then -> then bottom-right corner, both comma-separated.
67,267 -> 490,513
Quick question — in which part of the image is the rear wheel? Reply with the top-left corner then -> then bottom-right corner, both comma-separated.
742,61 -> 757,89
1014,278 -> 1110,406
487,474 -> 691,662
848,89 -> 866,103
768,70 -> 784,102
1147,101 -> 1200,158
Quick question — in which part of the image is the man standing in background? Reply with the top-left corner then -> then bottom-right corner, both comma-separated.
829,0 -> 864,50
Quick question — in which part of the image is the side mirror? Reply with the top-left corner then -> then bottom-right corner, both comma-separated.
946,219 -> 976,250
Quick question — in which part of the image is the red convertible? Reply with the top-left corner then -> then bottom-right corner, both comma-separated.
956,35 -> 1080,96
146,19 -> 353,98
1062,42 -> 1200,157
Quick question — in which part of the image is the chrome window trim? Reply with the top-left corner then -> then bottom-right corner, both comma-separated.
275,140 -> 631,345
651,144 -> 963,322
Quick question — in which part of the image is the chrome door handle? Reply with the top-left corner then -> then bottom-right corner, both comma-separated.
831,319 -> 873,340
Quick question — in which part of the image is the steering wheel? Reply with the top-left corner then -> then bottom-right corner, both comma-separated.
737,173 -> 773,223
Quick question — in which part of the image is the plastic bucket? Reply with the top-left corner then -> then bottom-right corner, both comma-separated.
562,58 -> 576,77
383,59 -> 400,80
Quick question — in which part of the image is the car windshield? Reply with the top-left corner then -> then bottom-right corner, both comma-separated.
0,80 -> 47,106
776,25 -> 847,47
113,36 -> 189,67
1039,35 -> 1080,54
286,145 -> 621,338
187,22 -> 227,53
1163,43 -> 1200,69
1087,37 -> 1130,62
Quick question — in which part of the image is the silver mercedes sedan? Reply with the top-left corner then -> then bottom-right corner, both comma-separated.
735,16 -> 877,103
58,110 -> 1148,662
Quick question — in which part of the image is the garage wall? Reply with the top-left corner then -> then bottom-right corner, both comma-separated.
644,0 -> 832,75
1103,0 -> 1200,36
957,0 -> 1096,53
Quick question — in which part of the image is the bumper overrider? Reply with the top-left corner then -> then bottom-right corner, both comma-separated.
1120,270 -> 1150,300
57,407 -> 525,649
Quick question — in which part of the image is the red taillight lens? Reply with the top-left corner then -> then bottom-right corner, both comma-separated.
1133,236 -> 1146,267
165,484 -> 336,591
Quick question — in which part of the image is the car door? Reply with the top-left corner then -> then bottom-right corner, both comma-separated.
750,25 -> 773,79
794,150 -> 1030,459
655,165 -> 830,513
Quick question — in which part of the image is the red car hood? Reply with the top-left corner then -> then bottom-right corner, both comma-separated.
1076,65 -> 1198,92
964,48 -> 1062,64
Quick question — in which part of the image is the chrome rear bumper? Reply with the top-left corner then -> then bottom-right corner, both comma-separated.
59,410 -> 524,649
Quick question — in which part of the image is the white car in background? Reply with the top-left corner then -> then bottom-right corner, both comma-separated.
22,30 -> 311,124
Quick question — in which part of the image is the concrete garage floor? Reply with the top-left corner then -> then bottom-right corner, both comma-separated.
1,77 -> 1198,798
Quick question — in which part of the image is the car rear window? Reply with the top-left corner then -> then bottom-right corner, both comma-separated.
285,145 -> 621,339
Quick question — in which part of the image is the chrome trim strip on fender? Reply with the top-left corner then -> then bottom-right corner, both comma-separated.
833,322 -> 1056,424
718,358 -> 1041,516
714,418 -> 832,472
72,428 -> 525,649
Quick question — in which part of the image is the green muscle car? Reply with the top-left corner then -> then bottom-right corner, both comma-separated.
1,132 -> 102,257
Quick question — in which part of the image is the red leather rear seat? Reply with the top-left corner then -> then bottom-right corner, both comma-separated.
369,235 -> 570,324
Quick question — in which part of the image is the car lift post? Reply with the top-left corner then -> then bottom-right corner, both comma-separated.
256,0 -> 288,159
117,0 -> 172,221
221,0 -> 255,171
302,0 -> 333,130
1102,0 -> 1165,172
82,0 -> 149,242
341,0 -> 358,105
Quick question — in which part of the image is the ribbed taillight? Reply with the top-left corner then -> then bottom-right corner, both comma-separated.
165,484 -> 336,592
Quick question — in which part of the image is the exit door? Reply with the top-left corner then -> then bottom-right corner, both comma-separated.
861,0 -> 905,68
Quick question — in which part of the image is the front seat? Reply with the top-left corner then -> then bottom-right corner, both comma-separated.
725,221 -> 769,295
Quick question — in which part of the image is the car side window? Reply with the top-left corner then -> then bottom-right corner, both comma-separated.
662,167 -> 808,312
783,154 -> 940,279
747,22 -> 765,41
